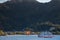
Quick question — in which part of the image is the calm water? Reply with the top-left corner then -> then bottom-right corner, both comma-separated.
0,35 -> 60,40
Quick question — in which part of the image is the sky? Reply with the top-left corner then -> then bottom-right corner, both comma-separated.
0,0 -> 8,3
0,0 -> 52,3
36,0 -> 52,3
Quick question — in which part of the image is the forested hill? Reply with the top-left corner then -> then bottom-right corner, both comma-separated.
0,0 -> 60,31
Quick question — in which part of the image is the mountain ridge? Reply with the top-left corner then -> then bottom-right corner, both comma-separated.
0,0 -> 60,31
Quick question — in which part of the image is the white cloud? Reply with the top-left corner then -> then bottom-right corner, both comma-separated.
36,0 -> 52,3
0,0 -> 8,3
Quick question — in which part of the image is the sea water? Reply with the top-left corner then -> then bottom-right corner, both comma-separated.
0,35 -> 60,40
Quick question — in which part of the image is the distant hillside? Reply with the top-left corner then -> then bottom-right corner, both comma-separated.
0,0 -> 60,31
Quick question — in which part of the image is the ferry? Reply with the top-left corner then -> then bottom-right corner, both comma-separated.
38,31 -> 54,38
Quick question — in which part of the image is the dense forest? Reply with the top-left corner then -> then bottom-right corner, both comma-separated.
0,0 -> 60,31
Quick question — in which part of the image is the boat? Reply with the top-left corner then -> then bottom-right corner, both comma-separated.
38,31 -> 54,38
